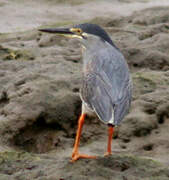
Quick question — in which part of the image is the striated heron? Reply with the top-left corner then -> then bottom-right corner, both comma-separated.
39,23 -> 132,162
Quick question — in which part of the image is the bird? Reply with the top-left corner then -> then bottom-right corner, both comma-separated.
39,23 -> 132,162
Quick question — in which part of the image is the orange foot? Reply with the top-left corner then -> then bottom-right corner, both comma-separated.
104,152 -> 112,157
71,152 -> 97,162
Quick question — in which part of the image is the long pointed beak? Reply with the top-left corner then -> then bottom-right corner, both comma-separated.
38,28 -> 74,35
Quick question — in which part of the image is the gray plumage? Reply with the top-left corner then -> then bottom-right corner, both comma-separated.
38,23 -> 132,161
39,23 -> 132,126
79,26 -> 132,125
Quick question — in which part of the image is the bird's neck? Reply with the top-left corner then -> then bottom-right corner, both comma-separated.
82,41 -> 107,73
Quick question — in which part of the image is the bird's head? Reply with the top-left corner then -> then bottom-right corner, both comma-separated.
39,23 -> 114,49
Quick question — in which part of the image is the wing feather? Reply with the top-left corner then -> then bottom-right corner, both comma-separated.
81,45 -> 132,125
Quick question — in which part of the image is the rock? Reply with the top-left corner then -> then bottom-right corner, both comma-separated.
0,151 -> 168,180
138,23 -> 169,40
132,70 -> 169,99
0,58 -> 82,152
123,34 -> 169,70
0,30 -> 82,152
0,1 -> 169,179
156,102 -> 169,124
119,100 -> 158,139
132,7 -> 169,25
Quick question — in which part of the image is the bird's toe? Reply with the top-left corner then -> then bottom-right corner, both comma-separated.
104,152 -> 112,157
71,153 -> 97,162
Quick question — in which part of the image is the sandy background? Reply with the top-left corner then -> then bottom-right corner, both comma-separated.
1,0 -> 169,33
0,0 -> 169,180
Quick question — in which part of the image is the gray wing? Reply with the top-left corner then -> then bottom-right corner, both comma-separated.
81,46 -> 132,125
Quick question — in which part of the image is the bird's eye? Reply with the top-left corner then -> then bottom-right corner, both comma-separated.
76,29 -> 82,34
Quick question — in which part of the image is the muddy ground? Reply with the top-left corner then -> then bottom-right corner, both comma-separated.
0,0 -> 169,180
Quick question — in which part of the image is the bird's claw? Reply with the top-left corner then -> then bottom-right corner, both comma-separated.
71,152 -> 97,162
104,152 -> 112,157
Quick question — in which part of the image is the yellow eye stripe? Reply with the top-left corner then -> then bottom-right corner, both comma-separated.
70,28 -> 83,35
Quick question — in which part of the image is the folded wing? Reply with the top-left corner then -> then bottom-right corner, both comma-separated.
81,46 -> 132,125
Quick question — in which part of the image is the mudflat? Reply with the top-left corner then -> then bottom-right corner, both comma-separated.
0,0 -> 169,179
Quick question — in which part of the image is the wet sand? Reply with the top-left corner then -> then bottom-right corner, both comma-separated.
0,0 -> 169,179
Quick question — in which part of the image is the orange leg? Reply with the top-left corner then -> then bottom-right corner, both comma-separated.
71,114 -> 96,162
104,125 -> 114,156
